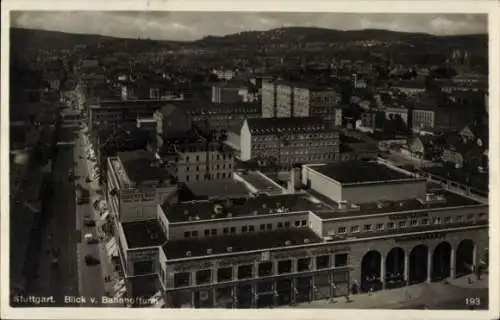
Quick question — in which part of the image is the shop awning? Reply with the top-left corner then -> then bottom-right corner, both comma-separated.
106,237 -> 119,258
100,210 -> 110,221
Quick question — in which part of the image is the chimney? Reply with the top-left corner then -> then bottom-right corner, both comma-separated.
185,251 -> 192,257
226,246 -> 233,253
207,248 -> 213,255
338,200 -> 348,210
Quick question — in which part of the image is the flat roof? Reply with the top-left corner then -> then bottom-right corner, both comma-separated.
121,220 -> 167,248
313,190 -> 482,220
183,180 -> 250,199
162,193 -> 330,223
238,171 -> 283,195
312,161 -> 412,184
164,221 -> 488,261
163,228 -> 322,259
118,151 -> 171,185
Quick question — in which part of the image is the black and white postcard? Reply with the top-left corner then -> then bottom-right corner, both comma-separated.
1,1 -> 499,320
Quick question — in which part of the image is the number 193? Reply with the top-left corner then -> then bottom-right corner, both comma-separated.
465,297 -> 481,306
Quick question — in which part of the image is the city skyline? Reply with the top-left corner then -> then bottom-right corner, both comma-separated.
11,12 -> 488,42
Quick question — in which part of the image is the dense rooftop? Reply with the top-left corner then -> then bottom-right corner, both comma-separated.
162,228 -> 322,259
312,189 -> 482,220
121,219 -> 167,248
117,150 -> 172,185
162,193 -> 329,223
311,161 -> 413,184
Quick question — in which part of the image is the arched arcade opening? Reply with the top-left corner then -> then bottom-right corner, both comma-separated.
432,242 -> 452,281
385,247 -> 405,289
409,244 -> 429,285
360,250 -> 382,293
455,239 -> 475,278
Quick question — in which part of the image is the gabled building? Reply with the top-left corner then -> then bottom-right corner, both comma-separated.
240,117 -> 340,165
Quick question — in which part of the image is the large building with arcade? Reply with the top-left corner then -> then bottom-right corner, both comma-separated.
104,159 -> 488,308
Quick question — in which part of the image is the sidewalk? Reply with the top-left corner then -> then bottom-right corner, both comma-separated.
78,132 -> 124,307
285,275 -> 489,309
284,283 -> 426,309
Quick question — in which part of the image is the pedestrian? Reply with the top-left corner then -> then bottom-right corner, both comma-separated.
468,275 -> 473,284
368,286 -> 374,296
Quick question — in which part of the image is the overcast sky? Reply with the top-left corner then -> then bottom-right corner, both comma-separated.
11,11 -> 487,41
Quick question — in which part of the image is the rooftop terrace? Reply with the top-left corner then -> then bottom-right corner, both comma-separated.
162,193 -> 330,223
312,161 -> 413,184
162,228 -> 322,259
121,219 -> 167,249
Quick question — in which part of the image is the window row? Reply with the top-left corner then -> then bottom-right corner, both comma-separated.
181,154 -> 230,161
183,219 -> 308,239
184,172 -> 230,182
334,213 -> 486,235
172,253 -> 349,287
184,163 -> 232,171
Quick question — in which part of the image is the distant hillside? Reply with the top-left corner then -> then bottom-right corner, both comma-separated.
194,26 -> 487,47
10,26 -> 487,55
10,28 -> 120,50
10,28 -> 184,53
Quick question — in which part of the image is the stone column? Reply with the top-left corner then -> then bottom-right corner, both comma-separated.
292,277 -> 297,305
254,262 -> 259,278
232,265 -> 238,282
473,245 -> 478,267
450,246 -> 456,279
311,256 -> 317,271
191,271 -> 196,286
251,283 -> 257,308
380,254 -> 386,289
191,291 -> 196,308
212,288 -> 217,308
426,249 -> 432,283
404,250 -> 409,284
232,287 -> 237,308
292,258 -> 298,273
273,281 -> 278,306
311,276 -> 316,302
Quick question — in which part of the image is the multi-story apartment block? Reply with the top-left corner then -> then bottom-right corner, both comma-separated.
157,130 -> 235,183
189,102 -> 261,132
239,117 -> 340,165
108,161 -> 487,308
211,80 -> 259,104
261,79 -> 277,118
261,79 -> 342,126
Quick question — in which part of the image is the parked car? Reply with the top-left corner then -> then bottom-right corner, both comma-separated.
84,254 -> 100,266
84,233 -> 98,244
83,218 -> 96,227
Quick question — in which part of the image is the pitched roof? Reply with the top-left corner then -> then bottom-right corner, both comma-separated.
245,117 -> 334,135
